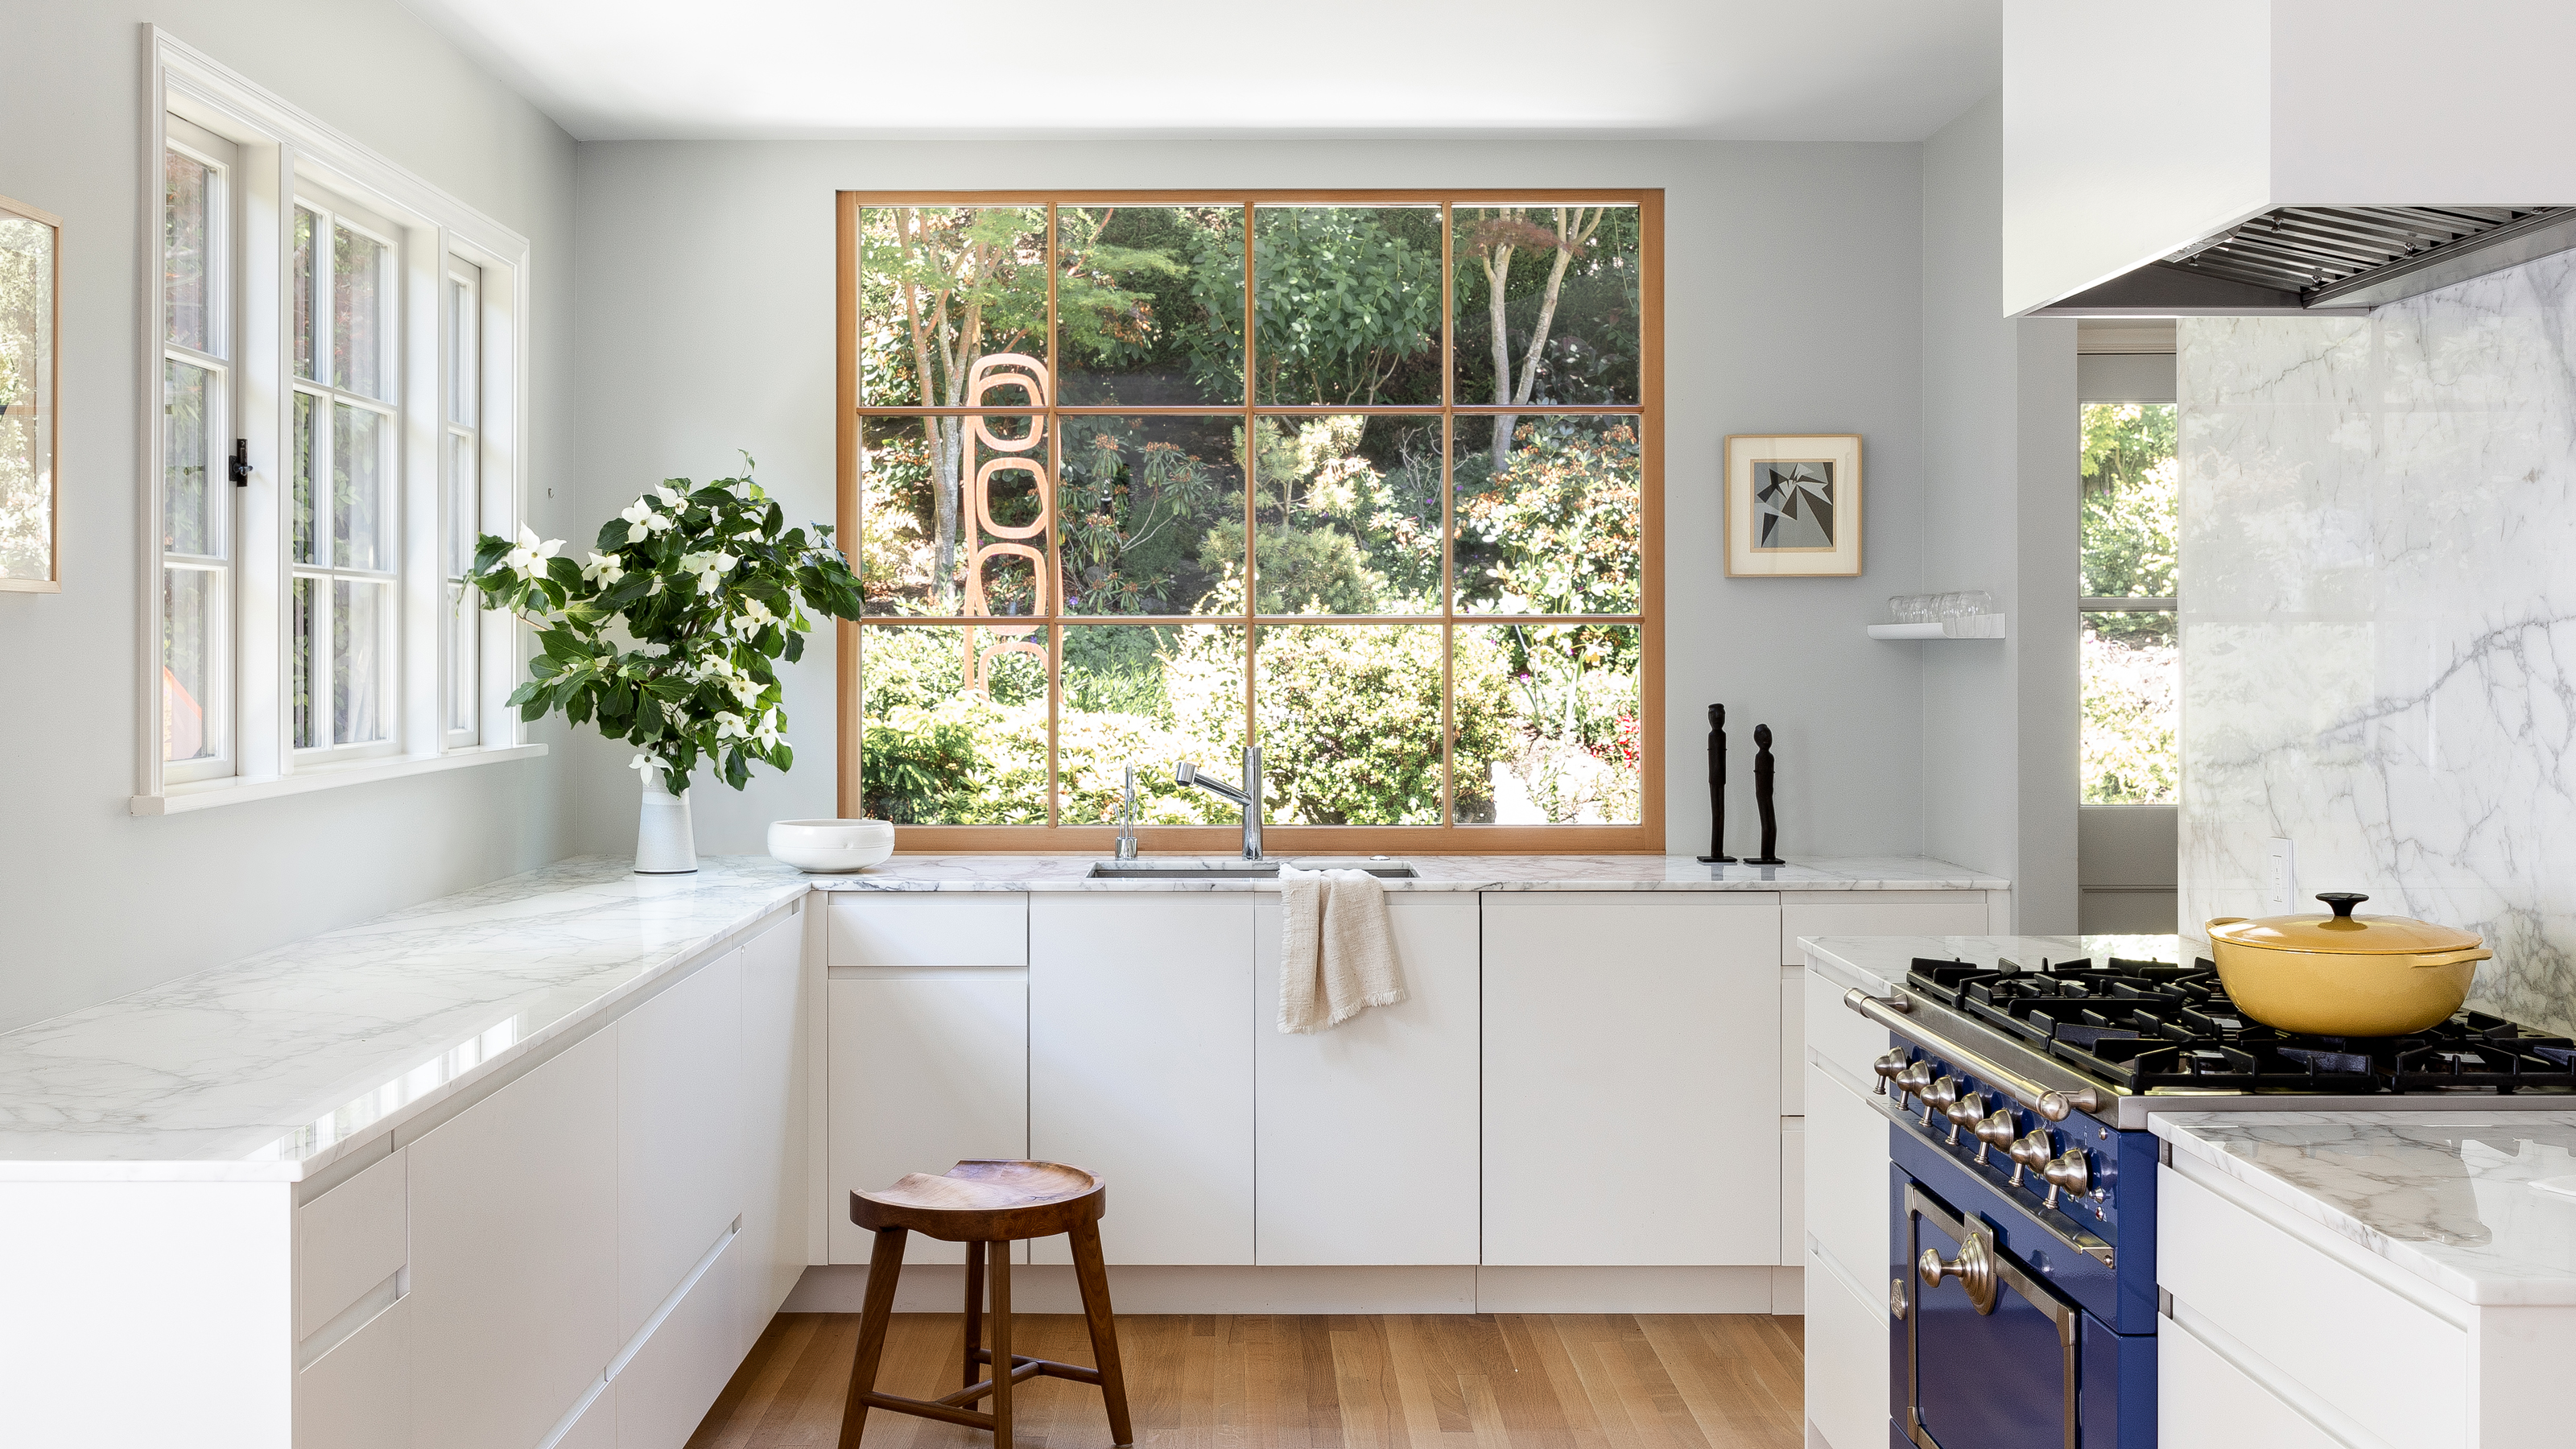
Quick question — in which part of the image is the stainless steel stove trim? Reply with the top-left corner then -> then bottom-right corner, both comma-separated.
1904,1182 -> 2080,1449
1887,1073 -> 2118,1269
1850,989 -> 2105,1121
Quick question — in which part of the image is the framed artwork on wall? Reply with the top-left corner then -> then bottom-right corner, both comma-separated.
1724,432 -> 1860,577
0,192 -> 60,593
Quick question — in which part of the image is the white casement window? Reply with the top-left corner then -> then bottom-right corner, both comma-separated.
134,31 -> 539,814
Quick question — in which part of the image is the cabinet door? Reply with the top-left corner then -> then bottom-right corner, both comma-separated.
2158,1313 -> 2341,1449
827,970 -> 1029,1265
737,912 -> 808,1350
296,1295 -> 409,1449
1805,1061 -> 1891,1292
1481,892 -> 1781,1265
1030,895 -> 1255,1266
619,952 -> 745,1344
1253,893 -> 1478,1265
408,1028 -> 619,1449
1804,1248 -> 1892,1449
616,1236 -> 741,1449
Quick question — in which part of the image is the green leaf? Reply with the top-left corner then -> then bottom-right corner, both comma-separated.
506,679 -> 545,708
473,533 -> 511,573
546,555 -> 585,592
597,518 -> 632,551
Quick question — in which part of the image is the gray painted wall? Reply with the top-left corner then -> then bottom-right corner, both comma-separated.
568,139 -> 1933,860
0,3 -> 579,1033
1919,93 -> 2079,930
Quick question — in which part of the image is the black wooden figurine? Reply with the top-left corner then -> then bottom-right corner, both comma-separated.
1696,703 -> 1736,863
1747,723 -> 1786,865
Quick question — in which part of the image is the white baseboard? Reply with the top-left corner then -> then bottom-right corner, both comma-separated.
1772,1265 -> 1804,1315
781,1263 -> 1796,1316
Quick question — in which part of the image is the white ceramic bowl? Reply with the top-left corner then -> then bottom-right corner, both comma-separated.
767,819 -> 895,873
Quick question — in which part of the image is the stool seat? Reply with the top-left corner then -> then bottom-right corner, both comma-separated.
839,1159 -> 1130,1449
852,1160 -> 1105,1241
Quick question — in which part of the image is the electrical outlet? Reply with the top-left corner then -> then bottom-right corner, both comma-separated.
2262,838 -> 2297,915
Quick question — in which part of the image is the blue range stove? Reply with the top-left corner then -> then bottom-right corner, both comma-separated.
1848,952 -> 2576,1449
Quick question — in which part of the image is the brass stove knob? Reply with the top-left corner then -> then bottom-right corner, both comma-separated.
1942,1090 -> 1988,1148
1972,1108 -> 2018,1166
1916,1228 -> 2000,1315
2041,1148 -> 2093,1209
2007,1129 -> 2054,1188
1872,1049 -> 1910,1097
1893,1059 -> 1935,1104
1917,1075 -> 1961,1128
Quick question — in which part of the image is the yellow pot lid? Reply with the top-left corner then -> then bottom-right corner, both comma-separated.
2207,893 -> 2484,956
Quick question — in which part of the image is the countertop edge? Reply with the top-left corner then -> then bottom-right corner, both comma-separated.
2151,1113 -> 2576,1308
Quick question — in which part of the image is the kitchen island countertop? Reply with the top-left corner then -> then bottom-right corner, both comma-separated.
2156,1111 -> 2576,1307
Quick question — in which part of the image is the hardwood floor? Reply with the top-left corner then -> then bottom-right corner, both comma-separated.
686,1313 -> 1805,1449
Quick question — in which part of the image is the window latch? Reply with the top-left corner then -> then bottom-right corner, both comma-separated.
229,438 -> 252,487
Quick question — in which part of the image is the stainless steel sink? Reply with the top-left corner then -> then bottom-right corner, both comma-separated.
1085,858 -> 1418,880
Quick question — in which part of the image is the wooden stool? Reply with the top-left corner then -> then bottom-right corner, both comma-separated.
837,1160 -> 1133,1449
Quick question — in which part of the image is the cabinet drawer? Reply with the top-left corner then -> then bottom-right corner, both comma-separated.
1805,968 -> 1893,1085
828,894 -> 1026,967
2159,1311 -> 2343,1449
1780,891 -> 1988,966
295,1292 -> 409,1449
2160,1165 -> 2466,1448
1803,1248 -> 1890,1449
1777,1119 -> 1803,1266
295,1149 -> 406,1342
1779,967 -> 1803,1113
1803,1063 -> 1890,1290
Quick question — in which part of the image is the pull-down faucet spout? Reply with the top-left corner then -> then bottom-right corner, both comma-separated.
1176,746 -> 1263,861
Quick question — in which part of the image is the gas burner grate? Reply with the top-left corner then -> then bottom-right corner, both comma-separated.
1902,956 -> 2576,1095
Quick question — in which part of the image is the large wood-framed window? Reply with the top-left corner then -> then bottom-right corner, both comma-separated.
836,191 -> 1662,853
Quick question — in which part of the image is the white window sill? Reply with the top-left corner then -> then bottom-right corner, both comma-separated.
130,743 -> 548,816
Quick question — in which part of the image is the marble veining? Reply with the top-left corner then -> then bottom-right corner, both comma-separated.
0,857 -> 810,1180
808,853 -> 2008,894
2155,1112 -> 2576,1306
2179,263 -> 2576,1036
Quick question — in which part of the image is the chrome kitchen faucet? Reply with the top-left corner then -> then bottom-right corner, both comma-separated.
1176,745 -> 1262,861
1114,766 -> 1140,860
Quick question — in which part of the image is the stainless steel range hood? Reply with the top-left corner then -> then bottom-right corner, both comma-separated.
2033,204 -> 2576,315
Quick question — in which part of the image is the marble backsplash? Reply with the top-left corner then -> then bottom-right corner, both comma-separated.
2178,256 -> 2576,1035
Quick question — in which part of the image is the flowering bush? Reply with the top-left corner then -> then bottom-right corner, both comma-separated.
468,460 -> 864,796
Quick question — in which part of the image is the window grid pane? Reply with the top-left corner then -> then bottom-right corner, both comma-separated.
292,207 -> 319,382
853,197 -> 1652,835
2079,401 -> 2180,803
163,565 -> 223,763
333,223 -> 389,400
164,151 -> 211,353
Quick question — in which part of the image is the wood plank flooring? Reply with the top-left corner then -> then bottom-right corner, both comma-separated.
686,1314 -> 1804,1449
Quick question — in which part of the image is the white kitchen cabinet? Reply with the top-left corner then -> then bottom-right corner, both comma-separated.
828,892 -> 1026,966
1804,1060 -> 1891,1294
1777,890 -> 1989,965
2158,1311 -> 2341,1449
408,1027 -> 620,1449
293,1148 -> 406,1343
1777,1118 -> 1804,1267
827,968 -> 1029,1265
618,948 -> 745,1344
1480,892 -> 1781,1265
617,1234 -> 742,1449
295,1294 -> 410,1449
1804,1246 -> 1891,1449
1030,894 -> 1256,1266
737,911 -> 809,1350
1253,892 -> 1479,1265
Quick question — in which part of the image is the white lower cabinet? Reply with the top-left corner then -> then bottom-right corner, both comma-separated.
827,966 -> 1030,1265
407,1027 -> 621,1449
1253,892 -> 1480,1265
2158,1311 -> 2341,1449
617,1234 -> 743,1449
618,949 -> 745,1344
556,1381 -> 618,1449
1030,894 -> 1256,1265
295,1295 -> 410,1448
1481,892 -> 1781,1265
1804,1059 -> 1890,1292
1804,1248 -> 1890,1449
737,913 -> 810,1350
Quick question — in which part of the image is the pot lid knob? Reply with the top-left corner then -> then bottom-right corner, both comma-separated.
2317,892 -> 2368,919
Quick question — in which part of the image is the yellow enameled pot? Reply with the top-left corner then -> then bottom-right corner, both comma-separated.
2204,893 -> 2491,1037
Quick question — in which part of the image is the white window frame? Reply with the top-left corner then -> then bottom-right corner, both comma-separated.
443,259 -> 483,748
132,29 -> 541,815
158,118 -> 239,786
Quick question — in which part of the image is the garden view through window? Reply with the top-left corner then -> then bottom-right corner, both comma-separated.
2079,401 -> 2178,803
841,195 -> 1657,841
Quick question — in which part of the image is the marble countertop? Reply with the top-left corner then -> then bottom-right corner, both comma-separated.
2155,1113 -> 2576,1306
0,856 -> 811,1182
808,853 -> 2007,893
1799,932 -> 2182,993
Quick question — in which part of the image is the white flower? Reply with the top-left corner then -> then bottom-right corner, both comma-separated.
753,711 -> 783,751
619,497 -> 670,536
728,673 -> 763,708
680,550 -> 739,596
627,753 -> 654,771
654,484 -> 686,510
503,526 -> 563,581
581,551 -> 625,585
729,597 -> 777,638
713,711 -> 749,741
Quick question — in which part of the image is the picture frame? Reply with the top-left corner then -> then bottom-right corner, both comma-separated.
1724,432 -> 1860,578
0,192 -> 60,593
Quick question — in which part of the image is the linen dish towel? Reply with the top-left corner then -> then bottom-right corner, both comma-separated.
1277,865 -> 1407,1033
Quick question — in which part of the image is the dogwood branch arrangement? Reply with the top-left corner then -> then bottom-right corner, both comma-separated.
467,460 -> 864,796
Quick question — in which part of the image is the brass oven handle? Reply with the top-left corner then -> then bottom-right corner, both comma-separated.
1844,989 -> 2104,1122
1918,1229 -> 2000,1315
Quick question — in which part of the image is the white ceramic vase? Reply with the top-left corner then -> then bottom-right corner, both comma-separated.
635,767 -> 699,874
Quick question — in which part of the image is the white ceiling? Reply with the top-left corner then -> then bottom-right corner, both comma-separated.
401,0 -> 2001,142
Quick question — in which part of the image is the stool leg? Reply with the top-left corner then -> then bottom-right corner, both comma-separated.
962,1232 -> 986,1390
837,1226 -> 908,1449
1069,1219 -> 1133,1447
988,1242 -> 1013,1449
